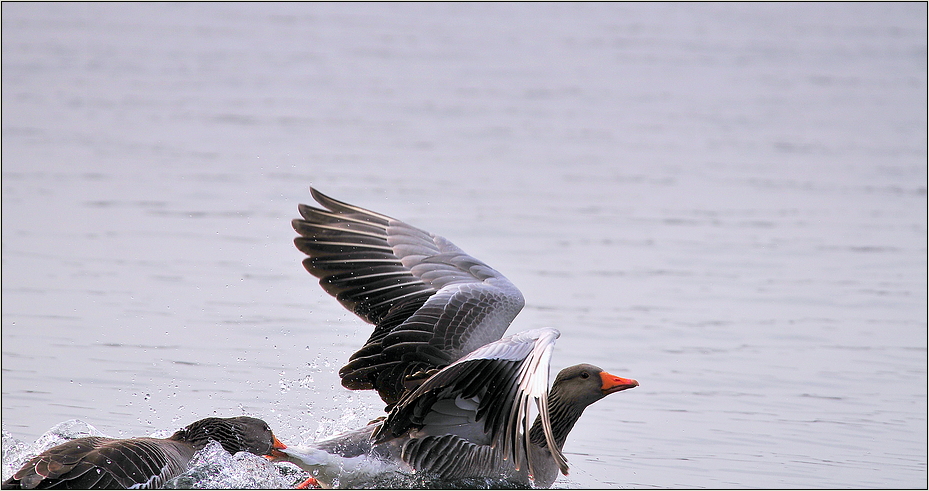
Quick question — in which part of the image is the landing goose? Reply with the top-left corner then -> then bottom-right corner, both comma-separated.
278,328 -> 637,487
286,189 -> 638,487
2,416 -> 286,490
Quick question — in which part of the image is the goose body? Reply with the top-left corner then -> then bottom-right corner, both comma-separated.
279,329 -> 637,488
284,189 -> 638,487
2,417 -> 286,490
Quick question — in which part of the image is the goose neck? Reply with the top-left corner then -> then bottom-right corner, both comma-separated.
528,390 -> 586,451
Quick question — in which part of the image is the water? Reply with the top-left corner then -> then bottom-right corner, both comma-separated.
2,3 -> 926,488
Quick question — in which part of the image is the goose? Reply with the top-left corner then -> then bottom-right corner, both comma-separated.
278,328 -> 637,488
2,416 -> 287,490
280,188 -> 638,487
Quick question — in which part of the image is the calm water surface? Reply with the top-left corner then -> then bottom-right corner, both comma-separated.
2,3 -> 926,488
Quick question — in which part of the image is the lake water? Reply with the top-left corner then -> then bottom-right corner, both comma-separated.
2,3 -> 926,488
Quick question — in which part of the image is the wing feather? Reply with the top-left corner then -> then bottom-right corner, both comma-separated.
4,437 -> 190,490
293,188 -> 525,405
371,328 -> 563,482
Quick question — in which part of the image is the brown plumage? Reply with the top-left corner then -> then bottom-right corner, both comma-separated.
2,416 -> 286,490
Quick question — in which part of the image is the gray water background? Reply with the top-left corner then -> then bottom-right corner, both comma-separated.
1,3 -> 926,488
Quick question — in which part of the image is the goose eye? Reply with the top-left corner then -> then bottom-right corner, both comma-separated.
580,372 -> 589,379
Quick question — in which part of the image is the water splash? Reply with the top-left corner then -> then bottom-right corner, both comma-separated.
2,430 -> 29,482
2,419 -> 530,489
2,420 -> 105,482
162,440 -> 307,489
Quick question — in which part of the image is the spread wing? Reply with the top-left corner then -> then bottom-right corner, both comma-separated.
6,437 -> 190,489
372,328 -> 567,481
293,188 -> 525,406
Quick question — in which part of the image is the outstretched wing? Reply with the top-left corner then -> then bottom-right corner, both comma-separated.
293,188 -> 525,406
372,328 -> 567,482
6,437 -> 190,489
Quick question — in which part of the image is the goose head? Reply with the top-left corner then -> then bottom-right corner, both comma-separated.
551,363 -> 638,406
534,364 -> 638,452
172,416 -> 287,457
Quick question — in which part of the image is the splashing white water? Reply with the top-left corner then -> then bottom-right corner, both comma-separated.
2,418 -> 534,489
162,440 -> 307,489
2,420 -> 106,482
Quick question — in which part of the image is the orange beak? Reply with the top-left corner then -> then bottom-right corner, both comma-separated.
600,371 -> 639,395
266,435 -> 288,459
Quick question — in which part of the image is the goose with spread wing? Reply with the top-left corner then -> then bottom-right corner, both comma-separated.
281,189 -> 638,487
